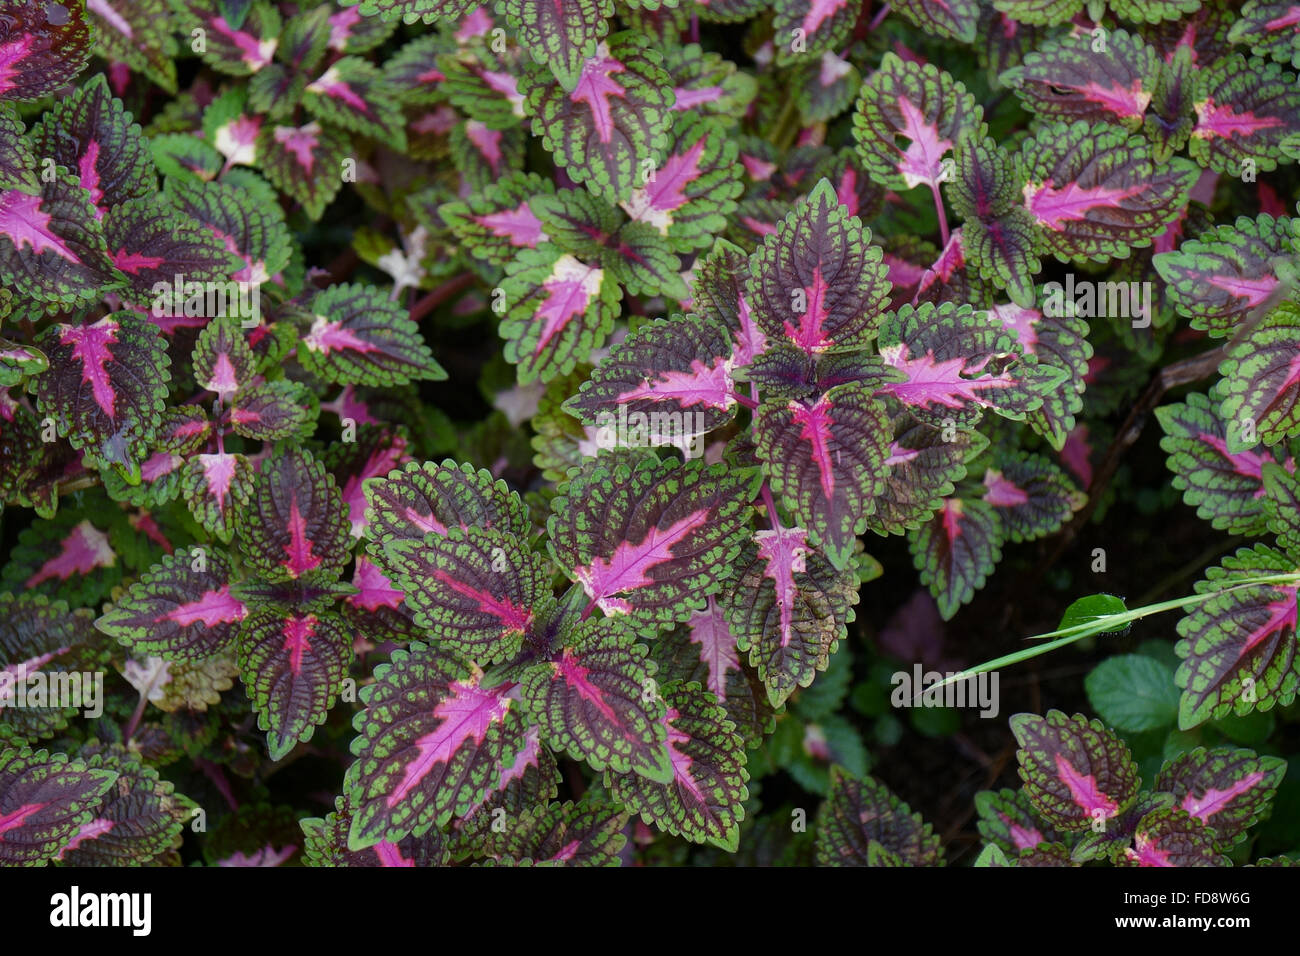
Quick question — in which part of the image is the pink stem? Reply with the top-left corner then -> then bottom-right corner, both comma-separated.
197,758 -> 239,811
122,693 -> 148,743
930,181 -> 950,247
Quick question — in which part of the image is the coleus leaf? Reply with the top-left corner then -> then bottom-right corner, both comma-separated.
364,458 -> 531,548
660,42 -> 757,121
653,596 -> 776,745
301,793 -> 450,867
747,343 -> 903,402
452,726 -> 562,844
58,748 -> 191,865
273,2 -> 331,73
498,245 -> 621,384
345,642 -> 529,849
0,103 -> 35,193
475,797 -> 628,866
1175,543 -> 1299,727
1154,387 -> 1287,536
693,0 -> 766,22
522,33 -> 674,205
753,385 -> 891,570
519,617 -> 672,782
1190,54 -> 1300,174
1067,789 -> 1174,863
546,452 -> 758,631
193,316 -> 256,401
723,522 -> 858,707
255,121 -> 348,221
303,57 -> 406,148
147,653 -> 238,714
163,175 -> 292,287
95,545 -> 246,659
876,302 -> 1043,427
377,527 -> 550,664
814,768 -> 945,866
1002,28 -> 1161,128
246,63 -> 306,120
239,608 -> 352,759
945,141 -> 1036,305
439,171 -> 553,267
325,426 -> 411,538
1217,301 -> 1300,450
29,74 -> 155,218
690,237 -> 766,367
1019,120 -> 1200,262
34,311 -> 170,479
0,747 -> 116,866
382,31 -> 454,103
1141,43 -> 1198,160
890,0 -> 979,42
793,50 -> 860,126
1118,806 -> 1226,867
599,220 -> 686,300
339,0 -> 475,25
0,595 -> 102,744
852,52 -> 984,192
102,197 -> 246,308
524,185 -> 621,260
0,171 -> 120,306
157,405 -> 214,455
990,0 -> 1081,25
531,178 -> 614,246
498,0 -> 613,89
1153,214 -> 1296,336
228,380 -> 315,441
342,554 -> 420,646
744,178 -> 892,355
770,0 -> 856,65
1111,0 -> 1201,23
437,42 -> 529,129
150,133 -> 223,184
1264,461 -> 1300,556
564,312 -> 738,436
3,510 -> 121,604
605,681 -> 749,851
237,447 -> 352,583
865,411 -> 988,536
299,283 -> 446,387
909,496 -> 1003,620
0,335 -> 45,387
990,301 -> 1092,451
173,0 -> 280,76
981,451 -> 1086,543
974,788 -> 1062,856
0,0 -> 92,102
451,117 -> 526,187
1155,746 -> 1286,849
88,0 -> 178,93
620,115 -> 742,254
181,453 -> 253,543
1011,711 -> 1141,832
1139,3 -> 1235,65
958,214 -> 1040,310
1228,0 -> 1300,68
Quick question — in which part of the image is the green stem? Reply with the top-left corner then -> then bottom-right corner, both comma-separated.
770,95 -> 802,153
926,573 -> 1300,696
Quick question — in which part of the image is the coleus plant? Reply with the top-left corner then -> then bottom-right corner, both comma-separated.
0,0 -> 1298,868
971,710 -> 1291,867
